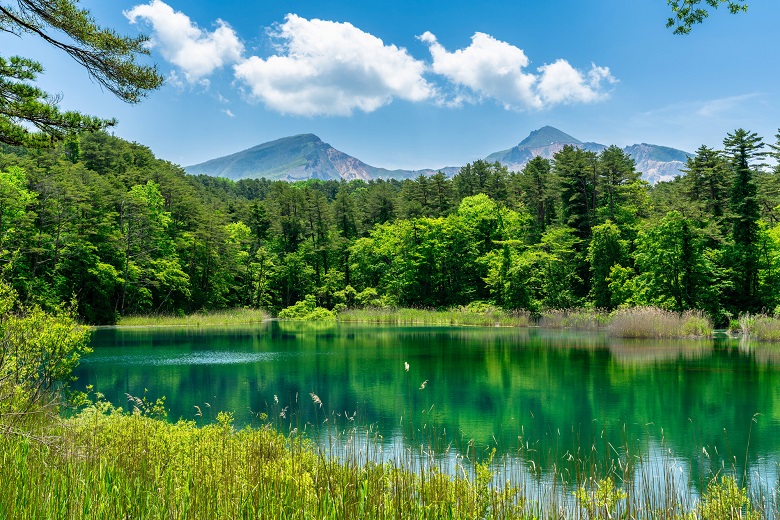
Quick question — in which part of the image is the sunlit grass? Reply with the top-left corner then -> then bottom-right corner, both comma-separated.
537,308 -> 611,330
116,308 -> 269,327
337,306 -> 532,327
738,313 -> 780,341
2,400 -> 772,519
608,307 -> 712,339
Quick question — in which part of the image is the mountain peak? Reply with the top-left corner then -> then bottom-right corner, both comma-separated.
517,126 -> 582,148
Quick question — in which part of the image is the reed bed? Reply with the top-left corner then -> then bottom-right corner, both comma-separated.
337,307 -> 533,327
738,314 -> 780,341
536,309 -> 611,331
116,308 -> 269,327
608,307 -> 713,339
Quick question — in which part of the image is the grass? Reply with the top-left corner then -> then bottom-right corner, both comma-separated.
537,308 -> 611,331
337,306 -> 714,339
1,401 -> 772,519
608,307 -> 713,339
738,313 -> 780,341
116,308 -> 269,327
337,306 -> 533,327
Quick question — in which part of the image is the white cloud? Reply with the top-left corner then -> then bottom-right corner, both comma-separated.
537,60 -> 615,105
125,0 -> 244,83
222,109 -> 235,118
233,14 -> 433,116
420,31 -> 615,110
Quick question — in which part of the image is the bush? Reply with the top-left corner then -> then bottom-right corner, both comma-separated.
0,281 -> 91,431
278,295 -> 335,321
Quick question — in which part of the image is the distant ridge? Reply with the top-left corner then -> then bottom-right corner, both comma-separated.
185,127 -> 691,185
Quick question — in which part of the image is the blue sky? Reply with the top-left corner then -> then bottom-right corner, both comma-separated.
3,0 -> 779,169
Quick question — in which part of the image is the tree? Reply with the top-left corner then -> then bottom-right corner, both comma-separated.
634,211 -> 711,311
518,156 -> 556,243
667,0 -> 748,35
0,0 -> 163,147
588,221 -> 626,309
724,128 -> 763,310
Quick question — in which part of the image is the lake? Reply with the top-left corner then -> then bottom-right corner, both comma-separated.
75,322 -> 780,501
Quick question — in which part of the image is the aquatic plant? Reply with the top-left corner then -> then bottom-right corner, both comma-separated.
608,307 -> 712,338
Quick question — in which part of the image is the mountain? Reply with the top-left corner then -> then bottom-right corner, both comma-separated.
623,143 -> 691,185
185,134 -> 455,182
485,126 -> 606,170
485,126 -> 689,184
185,127 -> 690,184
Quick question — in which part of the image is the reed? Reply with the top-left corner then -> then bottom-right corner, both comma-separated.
738,314 -> 780,341
536,309 -> 611,330
116,308 -> 269,327
337,306 -> 532,327
608,307 -> 713,339
2,402 -> 774,519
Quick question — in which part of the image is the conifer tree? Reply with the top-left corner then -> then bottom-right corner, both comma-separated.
0,0 -> 163,147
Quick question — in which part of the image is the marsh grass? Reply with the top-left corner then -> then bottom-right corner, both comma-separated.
537,309 -> 611,331
116,308 -> 269,327
608,307 -> 713,339
738,314 -> 780,341
1,397 -> 776,519
337,307 -> 532,327
338,306 -> 714,340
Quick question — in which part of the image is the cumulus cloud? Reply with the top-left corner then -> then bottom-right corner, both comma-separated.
125,2 -> 615,115
233,14 -> 433,116
420,31 -> 615,110
125,0 -> 244,83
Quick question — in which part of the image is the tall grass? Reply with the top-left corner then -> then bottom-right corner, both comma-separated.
738,314 -> 780,341
116,308 -> 269,327
1,402 -> 773,519
537,309 -> 611,331
337,307 -> 532,327
338,306 -> 714,340
608,307 -> 713,339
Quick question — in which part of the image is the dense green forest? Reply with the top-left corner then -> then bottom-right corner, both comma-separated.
0,128 -> 778,326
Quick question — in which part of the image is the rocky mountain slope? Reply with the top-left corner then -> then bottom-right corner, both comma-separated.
185,127 -> 690,184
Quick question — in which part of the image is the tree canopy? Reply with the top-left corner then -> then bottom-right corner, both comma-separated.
0,0 -> 163,147
667,0 -> 748,34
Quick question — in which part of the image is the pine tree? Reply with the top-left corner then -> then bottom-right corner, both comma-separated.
0,0 -> 162,147
724,128 -> 763,311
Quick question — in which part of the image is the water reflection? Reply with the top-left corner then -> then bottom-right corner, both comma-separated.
76,323 -> 780,496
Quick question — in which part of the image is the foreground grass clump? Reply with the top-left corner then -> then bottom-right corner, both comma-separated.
738,314 -> 780,341
608,307 -> 713,339
117,308 -> 269,327
1,404 -> 525,520
337,305 -> 532,327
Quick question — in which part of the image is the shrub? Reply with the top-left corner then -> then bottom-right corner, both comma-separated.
278,295 -> 336,321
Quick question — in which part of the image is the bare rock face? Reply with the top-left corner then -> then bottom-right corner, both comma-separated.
486,127 -> 689,184
185,127 -> 690,185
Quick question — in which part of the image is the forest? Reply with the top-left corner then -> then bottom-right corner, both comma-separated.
0,127 -> 777,327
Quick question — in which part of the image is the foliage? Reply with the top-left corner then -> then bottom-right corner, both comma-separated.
667,0 -> 748,35
693,475 -> 759,519
0,403 -> 527,519
278,294 -> 336,321
574,477 -> 626,520
0,0 -> 163,147
0,126 -> 778,329
0,280 -> 90,431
